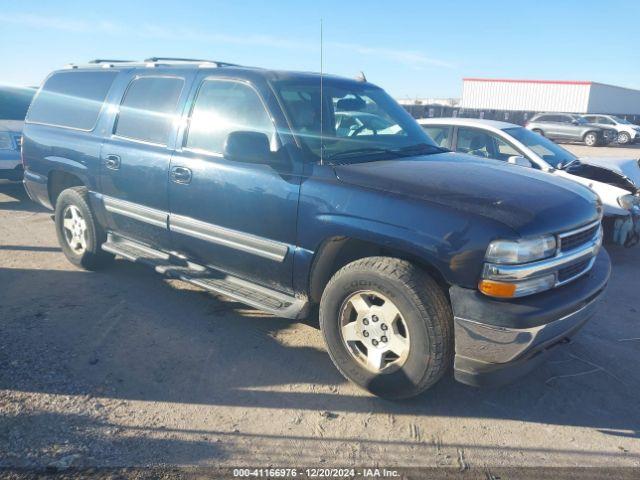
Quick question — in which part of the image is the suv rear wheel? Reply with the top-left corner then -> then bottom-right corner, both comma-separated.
583,131 -> 599,147
54,187 -> 113,270
319,257 -> 453,399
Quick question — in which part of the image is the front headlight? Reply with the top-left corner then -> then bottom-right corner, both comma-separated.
485,235 -> 557,264
618,194 -> 640,210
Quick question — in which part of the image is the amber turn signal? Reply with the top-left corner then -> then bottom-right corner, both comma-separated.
478,279 -> 517,298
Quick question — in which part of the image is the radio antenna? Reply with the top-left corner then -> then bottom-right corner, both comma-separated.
319,18 -> 324,165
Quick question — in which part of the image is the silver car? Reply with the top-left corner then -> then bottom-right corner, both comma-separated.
526,113 -> 616,147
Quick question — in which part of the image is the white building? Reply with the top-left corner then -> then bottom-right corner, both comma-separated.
461,78 -> 640,115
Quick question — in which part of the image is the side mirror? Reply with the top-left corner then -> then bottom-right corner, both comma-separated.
223,131 -> 271,165
571,120 -> 580,125
508,155 -> 533,168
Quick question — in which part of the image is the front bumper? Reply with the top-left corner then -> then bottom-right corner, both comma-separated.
450,248 -> 611,387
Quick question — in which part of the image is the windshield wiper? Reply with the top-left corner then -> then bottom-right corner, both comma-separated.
326,147 -> 399,163
393,143 -> 448,155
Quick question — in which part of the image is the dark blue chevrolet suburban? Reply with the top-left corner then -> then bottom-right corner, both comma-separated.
22,58 -> 611,399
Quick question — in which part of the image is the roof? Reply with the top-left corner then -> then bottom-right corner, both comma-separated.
463,77 -> 640,93
463,78 -> 592,86
417,117 -> 519,130
59,59 -> 377,88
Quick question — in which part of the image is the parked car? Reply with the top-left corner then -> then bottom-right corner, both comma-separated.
526,113 -> 616,146
23,59 -> 610,399
581,114 -> 640,145
419,118 -> 640,246
0,86 -> 35,181
0,120 -> 24,181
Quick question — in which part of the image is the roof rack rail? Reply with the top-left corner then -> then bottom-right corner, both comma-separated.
143,57 -> 238,67
88,59 -> 136,64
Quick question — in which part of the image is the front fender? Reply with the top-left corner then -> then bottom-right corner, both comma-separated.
295,171 -> 515,293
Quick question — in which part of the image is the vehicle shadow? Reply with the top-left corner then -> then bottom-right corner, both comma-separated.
1,245 -> 639,441
0,181 -> 47,213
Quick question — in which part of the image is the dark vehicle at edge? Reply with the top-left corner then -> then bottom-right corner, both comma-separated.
21,59 -> 611,399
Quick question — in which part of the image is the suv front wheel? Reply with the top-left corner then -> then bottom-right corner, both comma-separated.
54,187 -> 114,270
319,257 -> 453,399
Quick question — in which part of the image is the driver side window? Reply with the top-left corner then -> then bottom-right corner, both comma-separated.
186,79 -> 275,155
456,127 -> 520,161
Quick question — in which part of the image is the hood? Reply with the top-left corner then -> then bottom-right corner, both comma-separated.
577,156 -> 640,190
0,120 -> 24,133
333,152 -> 600,235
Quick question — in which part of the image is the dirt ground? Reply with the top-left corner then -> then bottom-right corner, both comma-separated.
1,144 -> 639,470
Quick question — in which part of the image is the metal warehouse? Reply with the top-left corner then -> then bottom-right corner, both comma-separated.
461,78 -> 640,115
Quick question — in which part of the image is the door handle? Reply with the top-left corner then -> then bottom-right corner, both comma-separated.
104,154 -> 121,170
170,166 -> 192,184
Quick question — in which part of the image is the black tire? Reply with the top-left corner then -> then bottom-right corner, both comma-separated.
532,129 -> 544,137
617,132 -> 631,145
319,257 -> 453,399
54,187 -> 113,270
583,131 -> 598,147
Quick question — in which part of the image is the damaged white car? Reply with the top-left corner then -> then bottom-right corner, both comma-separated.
418,118 -> 640,247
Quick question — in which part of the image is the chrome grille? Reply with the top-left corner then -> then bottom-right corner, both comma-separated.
558,258 -> 592,283
559,222 -> 600,252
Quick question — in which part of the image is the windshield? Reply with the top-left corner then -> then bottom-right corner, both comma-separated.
274,79 -> 440,164
504,127 -> 577,168
611,116 -> 632,125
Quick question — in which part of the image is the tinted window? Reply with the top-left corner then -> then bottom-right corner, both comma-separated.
27,71 -> 117,130
115,76 -> 184,145
0,87 -> 36,120
422,125 -> 451,148
186,79 -> 274,154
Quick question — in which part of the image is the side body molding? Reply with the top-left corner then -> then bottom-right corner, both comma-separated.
103,196 -> 168,228
100,195 -> 290,263
169,213 -> 289,262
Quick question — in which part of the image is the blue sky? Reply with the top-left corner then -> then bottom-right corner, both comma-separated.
2,0 -> 639,98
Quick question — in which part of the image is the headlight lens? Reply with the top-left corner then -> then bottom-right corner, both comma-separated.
618,194 -> 640,210
485,235 -> 557,264
0,131 -> 14,150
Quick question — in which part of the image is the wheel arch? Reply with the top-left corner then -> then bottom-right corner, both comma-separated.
48,170 -> 86,208
308,236 -> 450,304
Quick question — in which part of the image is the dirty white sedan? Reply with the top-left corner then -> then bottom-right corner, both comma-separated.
418,117 -> 640,247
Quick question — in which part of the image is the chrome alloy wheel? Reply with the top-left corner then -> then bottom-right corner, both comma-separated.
62,205 -> 88,254
339,290 -> 410,374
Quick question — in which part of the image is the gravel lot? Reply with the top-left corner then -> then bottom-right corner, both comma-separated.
1,144 -> 639,470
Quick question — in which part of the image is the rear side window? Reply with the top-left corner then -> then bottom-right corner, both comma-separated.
115,76 -> 184,145
27,71 -> 117,130
186,79 -> 274,154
